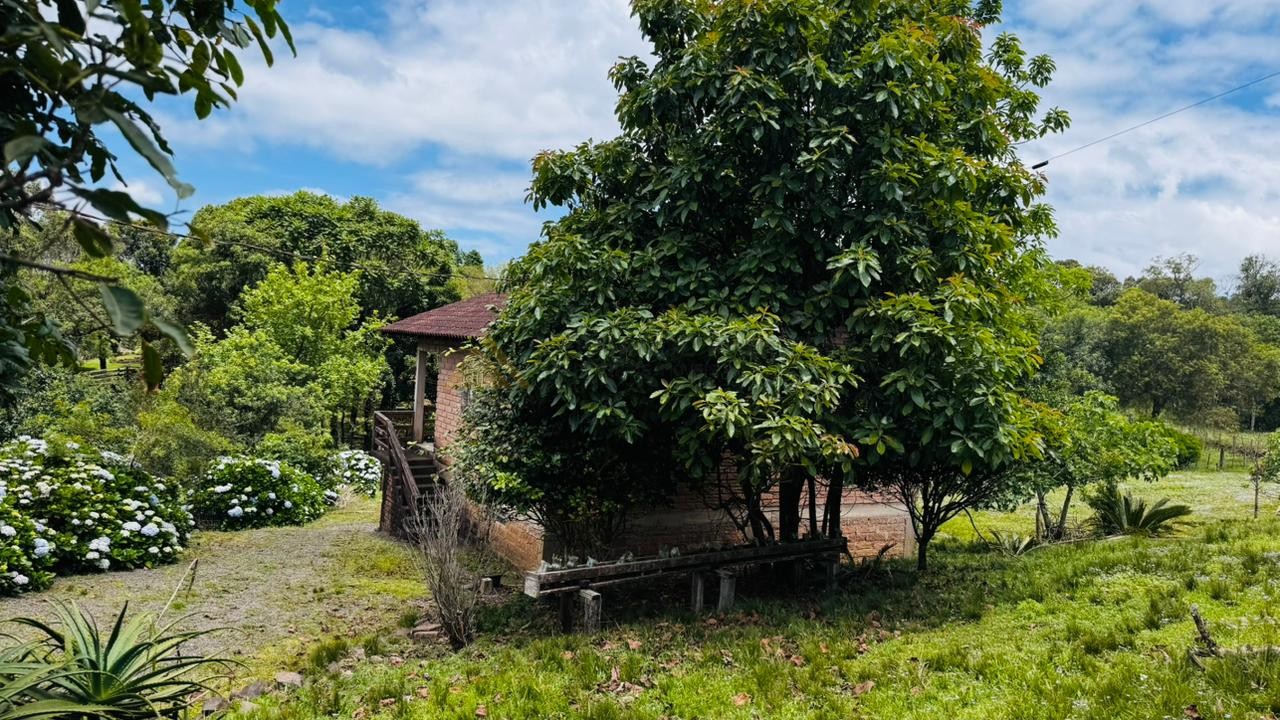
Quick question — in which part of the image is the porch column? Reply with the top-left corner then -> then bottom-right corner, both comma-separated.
412,341 -> 429,443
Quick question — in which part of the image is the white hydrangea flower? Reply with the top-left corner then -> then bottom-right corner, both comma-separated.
227,506 -> 244,518
96,558 -> 110,570
0,525 -> 15,537
141,524 -> 159,537
122,521 -> 142,532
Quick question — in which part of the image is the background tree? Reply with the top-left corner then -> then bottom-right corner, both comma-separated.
1,0 -> 292,395
169,192 -> 464,333
1233,255 -> 1280,317
463,0 -> 1067,570
1135,254 -> 1222,311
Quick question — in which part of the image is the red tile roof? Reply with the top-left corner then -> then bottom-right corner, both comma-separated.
379,293 -> 506,340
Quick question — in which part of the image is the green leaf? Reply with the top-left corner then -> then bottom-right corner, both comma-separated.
151,317 -> 193,356
223,48 -> 245,85
70,188 -> 168,228
99,284 -> 146,335
72,219 -> 114,258
246,17 -> 275,67
102,108 -> 192,199
4,136 -> 46,165
141,340 -> 164,390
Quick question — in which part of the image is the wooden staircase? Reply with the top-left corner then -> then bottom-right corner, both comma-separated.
373,410 -> 443,540
398,450 -> 442,537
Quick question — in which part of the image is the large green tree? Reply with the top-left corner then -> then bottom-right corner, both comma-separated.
168,192 -> 465,333
1,0 -> 291,398
463,0 -> 1066,570
1097,289 -> 1274,420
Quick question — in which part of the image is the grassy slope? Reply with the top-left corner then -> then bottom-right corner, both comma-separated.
228,471 -> 1280,720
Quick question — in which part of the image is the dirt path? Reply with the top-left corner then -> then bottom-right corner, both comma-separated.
0,497 -> 426,673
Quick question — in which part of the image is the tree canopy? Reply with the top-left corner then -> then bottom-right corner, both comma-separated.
460,0 -> 1067,569
170,192 -> 465,333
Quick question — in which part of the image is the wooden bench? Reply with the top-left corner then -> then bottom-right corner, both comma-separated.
523,538 -> 847,632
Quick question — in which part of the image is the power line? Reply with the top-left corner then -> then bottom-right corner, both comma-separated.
1031,68 -> 1280,170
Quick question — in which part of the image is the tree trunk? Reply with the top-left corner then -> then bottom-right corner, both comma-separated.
823,473 -> 844,538
1054,485 -> 1075,539
916,533 -> 931,573
777,470 -> 804,542
806,475 -> 819,539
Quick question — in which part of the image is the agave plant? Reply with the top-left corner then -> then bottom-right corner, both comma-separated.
9,602 -> 227,719
989,530 -> 1035,557
1089,487 -> 1192,537
0,646 -> 112,720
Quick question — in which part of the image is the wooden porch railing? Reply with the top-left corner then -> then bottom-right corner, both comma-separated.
372,410 -> 420,537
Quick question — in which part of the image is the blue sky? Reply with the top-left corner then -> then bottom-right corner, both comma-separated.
120,0 -> 1280,284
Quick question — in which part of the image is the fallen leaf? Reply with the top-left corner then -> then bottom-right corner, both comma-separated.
733,692 -> 751,706
790,655 -> 806,667
1184,705 -> 1202,720
562,651 -> 576,660
627,639 -> 643,650
475,705 -> 488,717
852,680 -> 876,697
415,687 -> 431,699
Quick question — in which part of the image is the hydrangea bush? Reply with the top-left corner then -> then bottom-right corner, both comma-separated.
0,437 -> 192,595
190,457 -> 329,529
332,450 -> 381,496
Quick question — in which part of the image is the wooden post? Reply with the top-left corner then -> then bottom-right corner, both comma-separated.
412,343 -> 429,443
690,571 -> 706,613
825,556 -> 839,591
716,569 -> 736,613
579,589 -> 602,633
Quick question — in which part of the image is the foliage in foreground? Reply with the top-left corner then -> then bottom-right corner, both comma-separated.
6,602 -> 223,720
1,0 -> 292,398
226,508 -> 1280,720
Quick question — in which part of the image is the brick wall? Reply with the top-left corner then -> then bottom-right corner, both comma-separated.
426,354 -> 913,569
432,346 -> 471,454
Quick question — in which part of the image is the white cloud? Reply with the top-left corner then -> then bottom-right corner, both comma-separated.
188,0 -> 646,164
1006,1 -> 1280,282
161,0 -> 1280,272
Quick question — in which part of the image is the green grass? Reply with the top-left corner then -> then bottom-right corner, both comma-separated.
224,470 -> 1280,719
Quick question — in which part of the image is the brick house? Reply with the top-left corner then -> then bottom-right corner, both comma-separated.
379,294 -> 914,571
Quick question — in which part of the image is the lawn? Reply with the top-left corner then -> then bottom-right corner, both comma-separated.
219,470 -> 1280,720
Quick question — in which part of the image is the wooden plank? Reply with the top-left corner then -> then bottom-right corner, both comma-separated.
523,538 -> 846,597
412,343 -> 429,443
716,569 -> 736,613
580,589 -> 602,633
690,571 -> 706,613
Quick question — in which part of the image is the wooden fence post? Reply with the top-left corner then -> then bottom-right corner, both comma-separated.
579,589 -> 602,633
716,569 -> 736,613
690,571 -> 706,613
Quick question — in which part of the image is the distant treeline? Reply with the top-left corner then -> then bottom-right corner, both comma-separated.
1038,253 -> 1280,432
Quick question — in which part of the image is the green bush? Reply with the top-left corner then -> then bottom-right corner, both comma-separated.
189,457 -> 330,529
257,422 -> 337,481
1162,426 -> 1203,468
0,436 -> 192,595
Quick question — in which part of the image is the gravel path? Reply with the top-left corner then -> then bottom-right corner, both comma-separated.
0,497 -> 426,669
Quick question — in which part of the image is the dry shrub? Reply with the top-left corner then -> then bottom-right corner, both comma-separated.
409,480 -> 493,648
